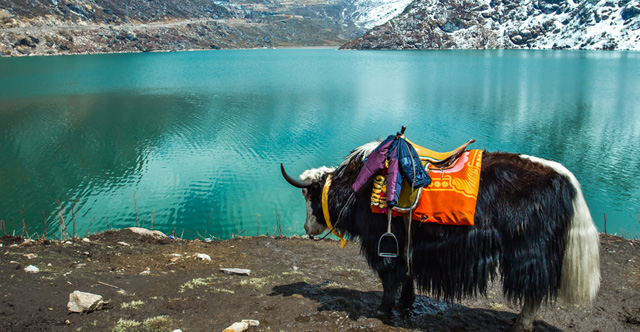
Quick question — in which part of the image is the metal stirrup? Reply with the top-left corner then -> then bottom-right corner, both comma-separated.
378,209 -> 399,258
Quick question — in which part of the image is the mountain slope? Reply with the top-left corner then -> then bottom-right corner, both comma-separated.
341,0 -> 640,50
343,0 -> 413,29
0,0 -> 361,56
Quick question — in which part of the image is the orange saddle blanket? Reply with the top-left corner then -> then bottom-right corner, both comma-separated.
371,149 -> 483,226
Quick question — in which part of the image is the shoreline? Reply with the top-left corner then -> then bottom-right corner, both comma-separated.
1,227 -> 639,331
0,44 -> 343,58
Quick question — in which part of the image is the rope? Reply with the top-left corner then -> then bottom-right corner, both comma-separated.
404,139 -> 417,277
313,192 -> 354,244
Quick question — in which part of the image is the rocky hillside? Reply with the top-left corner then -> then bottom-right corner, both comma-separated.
341,0 -> 640,50
343,0 -> 413,29
0,0 -> 362,56
0,0 -> 232,26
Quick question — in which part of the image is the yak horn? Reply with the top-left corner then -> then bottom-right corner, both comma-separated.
281,163 -> 313,188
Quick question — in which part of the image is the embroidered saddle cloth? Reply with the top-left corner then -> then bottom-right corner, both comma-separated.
371,149 -> 483,226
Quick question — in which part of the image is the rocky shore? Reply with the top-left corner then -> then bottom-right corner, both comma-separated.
0,0 -> 360,56
1,228 -> 639,331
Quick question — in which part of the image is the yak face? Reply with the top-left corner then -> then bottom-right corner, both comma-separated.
281,142 -> 378,236
299,167 -> 334,235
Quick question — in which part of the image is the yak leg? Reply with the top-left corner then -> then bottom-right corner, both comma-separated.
398,274 -> 415,309
398,214 -> 415,309
376,259 -> 409,316
511,299 -> 541,332
377,278 -> 398,316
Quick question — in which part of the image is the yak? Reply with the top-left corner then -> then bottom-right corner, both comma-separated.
281,140 -> 600,332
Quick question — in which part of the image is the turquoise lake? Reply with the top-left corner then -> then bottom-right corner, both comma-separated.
0,49 -> 639,239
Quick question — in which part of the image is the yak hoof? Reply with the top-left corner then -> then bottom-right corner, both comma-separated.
376,305 -> 393,318
510,316 -> 534,332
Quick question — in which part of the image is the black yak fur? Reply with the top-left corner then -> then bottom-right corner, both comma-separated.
288,144 -> 600,328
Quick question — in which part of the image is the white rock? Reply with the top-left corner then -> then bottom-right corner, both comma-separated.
24,265 -> 39,273
223,321 -> 249,332
223,320 -> 259,332
220,268 -> 251,276
127,227 -> 167,238
172,330 -> 183,332
67,291 -> 104,313
117,241 -> 130,246
82,238 -> 91,242
195,253 -> 211,261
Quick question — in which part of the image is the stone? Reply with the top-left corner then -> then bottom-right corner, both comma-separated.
243,320 -> 259,327
67,291 -> 104,313
223,320 -> 259,332
24,265 -> 39,273
223,321 -> 248,332
195,253 -> 211,261
127,227 -> 167,238
220,268 -> 251,276
117,241 -> 130,246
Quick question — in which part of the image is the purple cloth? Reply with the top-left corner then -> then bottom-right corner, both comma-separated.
352,137 -> 394,194
352,135 -> 432,207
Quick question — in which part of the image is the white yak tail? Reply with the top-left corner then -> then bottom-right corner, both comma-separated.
521,155 -> 600,305
558,174 -> 600,305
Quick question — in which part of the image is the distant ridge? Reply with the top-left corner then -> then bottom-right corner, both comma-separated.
341,0 -> 640,50
0,0 -> 361,56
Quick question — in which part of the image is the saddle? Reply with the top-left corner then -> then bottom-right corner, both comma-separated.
406,138 -> 476,169
394,138 -> 476,211
371,130 -> 481,258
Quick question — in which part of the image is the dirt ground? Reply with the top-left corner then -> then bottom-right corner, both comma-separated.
1,229 -> 638,332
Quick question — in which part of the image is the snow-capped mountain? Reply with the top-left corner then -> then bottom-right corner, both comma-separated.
344,0 -> 413,29
341,0 -> 640,50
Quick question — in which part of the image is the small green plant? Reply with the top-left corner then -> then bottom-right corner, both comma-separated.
178,277 -> 210,293
120,300 -> 144,310
111,316 -> 174,332
239,277 -> 271,291
142,316 -> 173,330
212,288 -> 235,294
112,319 -> 141,332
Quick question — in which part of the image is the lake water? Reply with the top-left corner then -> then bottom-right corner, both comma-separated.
1,49 -> 639,239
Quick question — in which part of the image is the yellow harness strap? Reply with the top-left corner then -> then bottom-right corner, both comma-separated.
322,174 -> 346,248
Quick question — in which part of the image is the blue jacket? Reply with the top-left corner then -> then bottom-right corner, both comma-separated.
353,135 -> 431,206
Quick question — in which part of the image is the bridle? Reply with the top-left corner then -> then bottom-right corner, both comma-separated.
309,174 -> 354,248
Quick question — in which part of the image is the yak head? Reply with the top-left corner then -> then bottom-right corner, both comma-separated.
280,164 -> 334,236
281,141 -> 379,237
